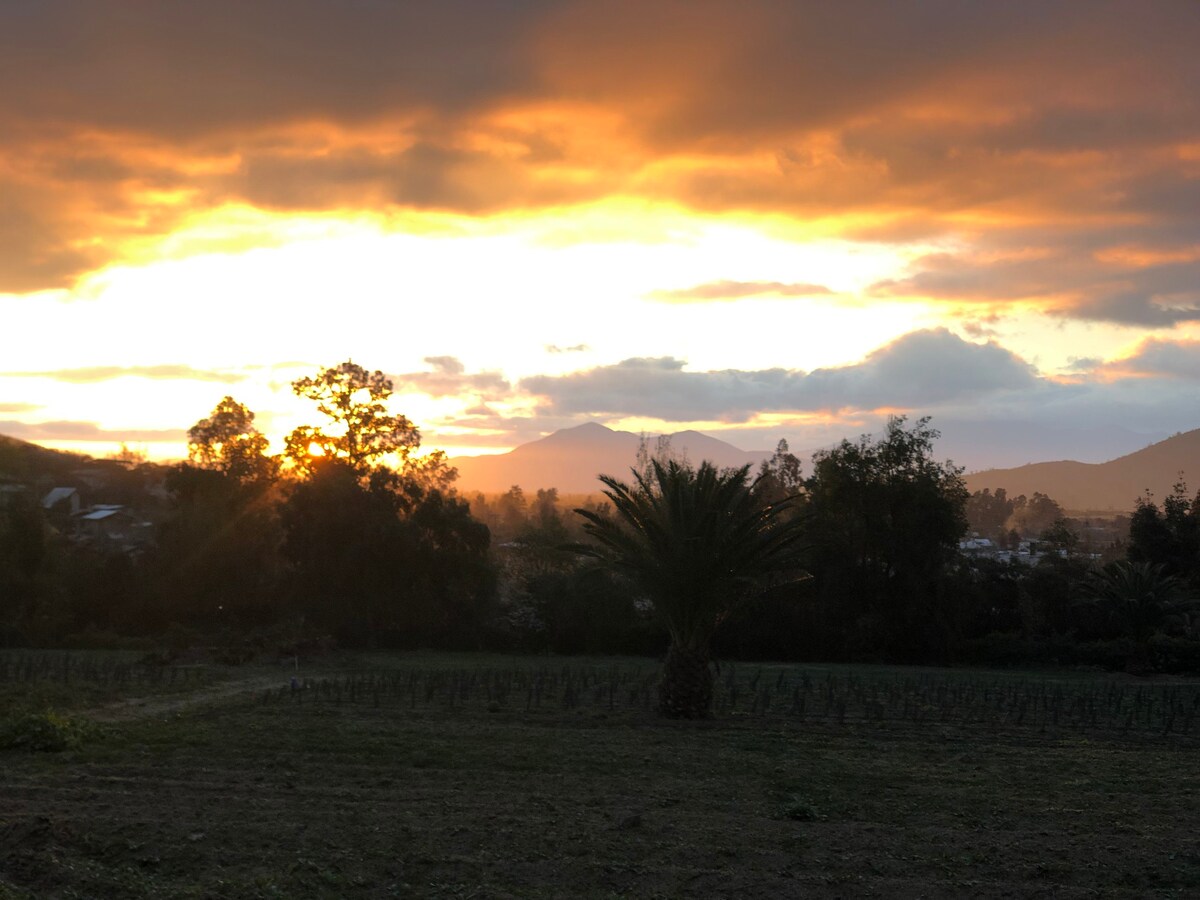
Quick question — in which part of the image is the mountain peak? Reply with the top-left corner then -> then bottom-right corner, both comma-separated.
451,424 -> 770,494
547,421 -> 619,438
531,422 -> 628,450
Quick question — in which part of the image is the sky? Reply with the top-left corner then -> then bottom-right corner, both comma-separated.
3,0 -> 1200,473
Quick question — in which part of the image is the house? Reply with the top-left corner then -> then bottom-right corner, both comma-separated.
41,486 -> 81,530
958,537 -> 995,556
72,504 -> 153,551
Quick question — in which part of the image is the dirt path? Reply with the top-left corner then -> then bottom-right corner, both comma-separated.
86,671 -> 290,722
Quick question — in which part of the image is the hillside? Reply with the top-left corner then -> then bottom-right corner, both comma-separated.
0,433 -> 89,480
449,423 -> 771,494
964,428 -> 1200,513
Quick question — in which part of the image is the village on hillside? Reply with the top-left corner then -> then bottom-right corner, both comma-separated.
0,443 -> 169,554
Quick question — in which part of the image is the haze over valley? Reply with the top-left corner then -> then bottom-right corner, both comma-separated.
447,421 -> 1197,508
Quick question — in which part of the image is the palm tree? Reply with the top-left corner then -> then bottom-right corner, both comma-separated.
576,460 -> 807,719
1081,560 -> 1198,646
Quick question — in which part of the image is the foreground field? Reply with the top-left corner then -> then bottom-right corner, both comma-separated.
2,652 -> 1199,898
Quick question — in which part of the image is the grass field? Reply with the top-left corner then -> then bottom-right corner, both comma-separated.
2,650 -> 1199,898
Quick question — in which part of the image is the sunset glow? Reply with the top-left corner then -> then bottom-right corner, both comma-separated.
3,2 -> 1199,472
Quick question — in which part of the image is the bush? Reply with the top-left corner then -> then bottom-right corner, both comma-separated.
1146,635 -> 1200,674
0,710 -> 98,752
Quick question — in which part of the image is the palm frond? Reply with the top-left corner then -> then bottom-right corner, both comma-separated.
575,460 -> 808,644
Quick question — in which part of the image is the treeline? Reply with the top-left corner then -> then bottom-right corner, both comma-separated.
0,363 -> 496,652
471,421 -> 1200,673
964,486 -> 1128,556
2,368 -> 1199,672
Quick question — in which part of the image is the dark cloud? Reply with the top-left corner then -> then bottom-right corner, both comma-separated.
0,2 -> 550,137
873,245 -> 1200,326
0,1 -> 556,289
226,141 -> 607,214
1,365 -> 247,384
522,329 -> 1038,421
648,280 -> 833,303
391,358 -> 510,400
0,184 -> 103,291
1,0 -> 1197,311
0,420 -> 186,442
11,2 -> 1192,149
537,2 -> 1098,147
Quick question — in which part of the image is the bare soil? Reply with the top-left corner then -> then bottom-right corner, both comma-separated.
2,657 -> 1198,898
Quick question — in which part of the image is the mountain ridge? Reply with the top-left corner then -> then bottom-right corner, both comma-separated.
963,428 -> 1200,513
8,423 -> 1195,512
449,423 -> 772,494
451,423 -> 1200,510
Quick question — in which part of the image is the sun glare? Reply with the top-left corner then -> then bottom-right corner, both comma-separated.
6,199 -> 1020,461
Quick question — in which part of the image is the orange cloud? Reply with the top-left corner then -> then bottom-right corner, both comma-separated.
1095,337 -> 1200,380
647,280 -> 833,303
0,365 -> 247,384
1,0 -> 1197,330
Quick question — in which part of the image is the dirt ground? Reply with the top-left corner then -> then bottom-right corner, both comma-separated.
2,657 -> 1199,898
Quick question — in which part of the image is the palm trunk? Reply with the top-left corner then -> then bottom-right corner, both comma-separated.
658,641 -> 714,719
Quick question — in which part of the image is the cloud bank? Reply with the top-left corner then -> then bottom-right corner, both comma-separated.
390,357 -> 511,400
0,0 -> 1195,330
521,329 -> 1039,421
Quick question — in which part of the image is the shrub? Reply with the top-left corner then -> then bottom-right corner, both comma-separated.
0,710 -> 98,752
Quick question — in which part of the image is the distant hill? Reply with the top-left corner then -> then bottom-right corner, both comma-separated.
0,433 -> 89,480
449,423 -> 772,494
964,428 -> 1200,513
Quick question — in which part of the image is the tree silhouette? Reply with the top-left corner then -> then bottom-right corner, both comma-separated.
187,396 -> 279,483
158,398 -> 283,629
965,487 -> 1013,542
755,439 -> 804,506
277,360 -> 488,646
1128,479 -> 1200,587
285,361 -> 420,474
576,460 -> 806,719
1081,560 -> 1197,646
804,416 -> 968,660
